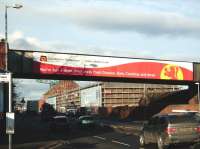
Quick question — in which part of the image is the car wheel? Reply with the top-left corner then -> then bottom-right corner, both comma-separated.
157,136 -> 167,149
139,134 -> 146,147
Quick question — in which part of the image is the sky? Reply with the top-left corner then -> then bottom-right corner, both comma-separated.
1,0 -> 200,100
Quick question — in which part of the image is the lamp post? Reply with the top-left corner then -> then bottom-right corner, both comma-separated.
4,4 -> 23,149
5,4 -> 23,71
195,82 -> 200,113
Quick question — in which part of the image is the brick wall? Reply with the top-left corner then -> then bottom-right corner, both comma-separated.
0,39 -> 6,70
42,81 -> 79,111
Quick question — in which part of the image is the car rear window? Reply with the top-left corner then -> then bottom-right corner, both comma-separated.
167,115 -> 198,124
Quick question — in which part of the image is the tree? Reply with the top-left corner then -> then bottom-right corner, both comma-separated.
12,82 -> 19,111
12,83 -> 18,99
20,98 -> 25,105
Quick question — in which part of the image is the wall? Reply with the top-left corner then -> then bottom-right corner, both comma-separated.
42,81 -> 79,112
0,40 -> 6,70
0,84 -> 3,112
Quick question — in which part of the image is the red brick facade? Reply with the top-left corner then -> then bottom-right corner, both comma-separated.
0,40 -> 6,70
40,81 -> 79,111
43,80 -> 79,99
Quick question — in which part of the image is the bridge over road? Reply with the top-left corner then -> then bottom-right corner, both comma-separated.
1,40 -> 200,85
1,40 -> 200,147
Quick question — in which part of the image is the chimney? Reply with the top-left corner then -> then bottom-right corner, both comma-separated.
0,39 -> 7,70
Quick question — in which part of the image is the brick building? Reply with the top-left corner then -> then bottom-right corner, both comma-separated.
42,81 -> 181,112
40,80 -> 79,112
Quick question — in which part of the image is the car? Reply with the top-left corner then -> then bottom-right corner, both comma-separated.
49,115 -> 69,132
66,108 -> 77,116
78,115 -> 97,127
139,112 -> 200,149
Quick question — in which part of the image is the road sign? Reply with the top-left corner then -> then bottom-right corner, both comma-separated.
0,73 -> 10,83
6,112 -> 15,134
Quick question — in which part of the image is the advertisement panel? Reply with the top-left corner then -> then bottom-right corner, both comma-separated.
6,113 -> 15,134
33,52 -> 193,81
80,86 -> 101,107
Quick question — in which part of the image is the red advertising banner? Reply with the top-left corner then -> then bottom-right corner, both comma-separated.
33,52 -> 193,81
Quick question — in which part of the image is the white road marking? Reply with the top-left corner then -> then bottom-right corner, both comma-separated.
111,140 -> 131,147
126,132 -> 131,135
124,126 -> 135,129
93,136 -> 106,140
38,141 -> 60,149
48,140 -> 70,149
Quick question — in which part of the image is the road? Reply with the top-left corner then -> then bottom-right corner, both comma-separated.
1,113 -> 200,149
56,131 -> 200,149
60,131 -> 139,149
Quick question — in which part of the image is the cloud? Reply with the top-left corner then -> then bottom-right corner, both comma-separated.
64,8 -> 200,37
1,31 -> 42,50
14,79 -> 49,101
7,31 -> 41,50
4,30 -> 199,63
6,31 -> 153,59
10,1 -> 200,38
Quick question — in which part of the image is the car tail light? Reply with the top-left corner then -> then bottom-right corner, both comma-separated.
165,127 -> 176,134
195,126 -> 200,133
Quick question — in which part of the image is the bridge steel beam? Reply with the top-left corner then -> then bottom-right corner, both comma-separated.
6,49 -> 198,85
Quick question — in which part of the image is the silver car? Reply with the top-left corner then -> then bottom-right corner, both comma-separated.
139,113 -> 200,149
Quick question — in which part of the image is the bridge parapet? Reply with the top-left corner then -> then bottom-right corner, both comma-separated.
8,50 -> 33,74
7,49 -> 196,85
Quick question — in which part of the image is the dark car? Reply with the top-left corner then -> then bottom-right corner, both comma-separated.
49,115 -> 69,132
78,115 -> 97,128
139,113 -> 200,149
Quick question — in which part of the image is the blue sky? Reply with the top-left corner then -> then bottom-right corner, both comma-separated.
1,0 -> 200,100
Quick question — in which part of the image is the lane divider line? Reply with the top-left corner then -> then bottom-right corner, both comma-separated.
48,140 -> 70,149
93,136 -> 106,140
38,141 -> 60,149
111,140 -> 131,147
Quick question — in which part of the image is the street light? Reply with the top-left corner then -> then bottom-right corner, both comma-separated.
4,4 -> 23,149
195,82 -> 200,113
5,4 -> 23,71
